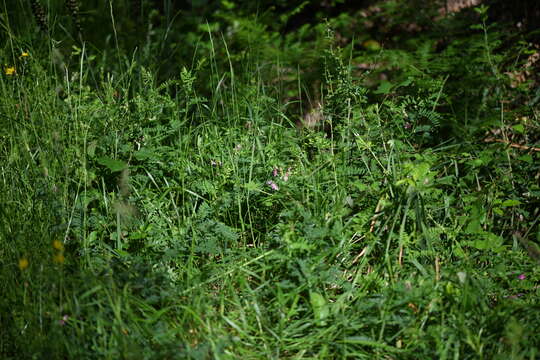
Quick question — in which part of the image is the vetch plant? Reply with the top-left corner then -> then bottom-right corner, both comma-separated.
0,2 -> 539,358
266,180 -> 279,191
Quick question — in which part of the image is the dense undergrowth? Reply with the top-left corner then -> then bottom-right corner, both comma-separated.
1,1 -> 539,358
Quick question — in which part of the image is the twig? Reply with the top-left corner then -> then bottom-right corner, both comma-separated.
484,137 -> 540,152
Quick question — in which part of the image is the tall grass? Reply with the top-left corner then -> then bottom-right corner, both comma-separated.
1,3 -> 539,359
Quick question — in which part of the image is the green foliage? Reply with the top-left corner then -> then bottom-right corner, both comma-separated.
1,0 -> 540,358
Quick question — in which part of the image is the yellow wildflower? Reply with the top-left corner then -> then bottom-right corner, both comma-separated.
52,240 -> 64,251
18,257 -> 29,271
21,51 -> 29,58
5,67 -> 16,75
53,253 -> 65,264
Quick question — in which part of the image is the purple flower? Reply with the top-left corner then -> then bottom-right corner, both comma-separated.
266,180 -> 279,191
273,167 -> 278,177
518,274 -> 526,280
58,314 -> 69,326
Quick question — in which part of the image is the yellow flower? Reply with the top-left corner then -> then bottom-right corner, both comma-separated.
18,257 -> 29,271
5,67 -> 16,75
21,51 -> 29,58
52,240 -> 64,251
53,253 -> 65,264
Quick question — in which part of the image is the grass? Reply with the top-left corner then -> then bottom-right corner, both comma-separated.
1,9 -> 540,359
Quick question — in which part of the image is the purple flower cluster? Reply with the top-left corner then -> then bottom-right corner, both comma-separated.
266,167 -> 292,191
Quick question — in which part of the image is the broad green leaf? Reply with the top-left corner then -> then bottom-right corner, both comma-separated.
309,291 -> 329,322
97,156 -> 127,172
512,124 -> 525,133
518,154 -> 532,163
134,148 -> 157,160
362,39 -> 381,51
374,81 -> 393,95
468,232 -> 504,252
244,181 -> 261,192
501,199 -> 521,207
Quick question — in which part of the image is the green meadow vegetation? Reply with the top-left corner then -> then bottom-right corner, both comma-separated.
1,0 -> 539,358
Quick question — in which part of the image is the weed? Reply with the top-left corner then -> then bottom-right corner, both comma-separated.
1,1 -> 539,358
